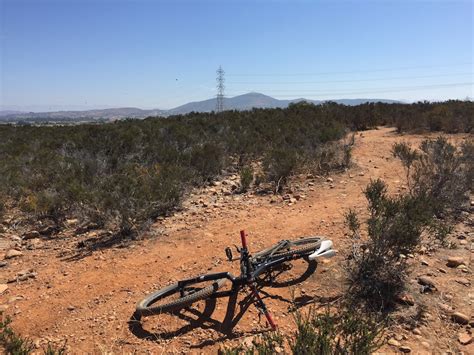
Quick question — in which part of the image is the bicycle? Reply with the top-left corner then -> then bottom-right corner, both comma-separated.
135,230 -> 336,330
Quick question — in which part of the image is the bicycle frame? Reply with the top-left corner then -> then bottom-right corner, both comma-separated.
175,230 -> 308,330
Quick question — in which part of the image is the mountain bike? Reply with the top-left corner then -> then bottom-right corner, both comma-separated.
135,230 -> 336,330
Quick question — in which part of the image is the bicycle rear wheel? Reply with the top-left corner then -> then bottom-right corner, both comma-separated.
252,237 -> 322,262
253,237 -> 322,288
136,277 -> 227,316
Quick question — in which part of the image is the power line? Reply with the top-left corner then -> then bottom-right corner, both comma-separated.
216,66 -> 225,112
228,72 -> 473,85
227,62 -> 473,77
226,82 -> 474,98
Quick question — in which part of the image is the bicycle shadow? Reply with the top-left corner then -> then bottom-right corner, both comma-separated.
128,261 -> 318,348
128,289 -> 264,348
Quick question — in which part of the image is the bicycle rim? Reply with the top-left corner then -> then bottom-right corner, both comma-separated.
136,277 -> 227,316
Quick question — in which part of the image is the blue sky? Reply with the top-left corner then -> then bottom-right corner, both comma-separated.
0,0 -> 472,111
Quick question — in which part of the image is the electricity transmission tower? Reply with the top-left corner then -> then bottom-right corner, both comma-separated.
216,66 -> 225,112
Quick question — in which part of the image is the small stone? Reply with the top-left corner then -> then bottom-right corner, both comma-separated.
451,312 -> 469,325
358,172 -> 365,176
458,332 -> 473,345
396,293 -> 415,306
326,177 -> 334,183
0,284 -> 8,294
8,296 -> 23,303
439,303 -> 453,313
67,305 -> 76,311
22,231 -> 40,240
455,278 -> 471,286
420,259 -> 429,266
65,219 -> 79,227
242,336 -> 254,348
418,276 -> 436,288
399,346 -> 411,353
4,249 -> 23,259
438,268 -> 447,274
0,261 -> 7,267
412,328 -> 422,335
274,346 -> 283,353
447,257 -> 465,268
387,338 -> 401,347
421,341 -> 430,348
394,334 -> 404,341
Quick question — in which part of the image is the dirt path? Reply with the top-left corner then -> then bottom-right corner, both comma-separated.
1,127 -> 472,354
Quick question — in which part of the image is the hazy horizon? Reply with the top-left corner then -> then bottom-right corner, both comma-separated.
1,0 -> 473,111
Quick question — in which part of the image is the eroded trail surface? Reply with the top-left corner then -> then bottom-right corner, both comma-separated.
1,127 -> 472,354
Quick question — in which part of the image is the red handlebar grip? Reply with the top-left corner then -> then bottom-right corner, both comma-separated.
240,230 -> 247,249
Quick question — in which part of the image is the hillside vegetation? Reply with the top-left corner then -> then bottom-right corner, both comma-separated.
0,100 -> 472,241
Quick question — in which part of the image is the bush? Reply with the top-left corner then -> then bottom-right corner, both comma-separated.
220,306 -> 384,354
0,316 -> 34,354
0,100 -> 470,248
219,332 -> 284,355
393,138 -> 472,221
263,148 -> 300,192
239,165 -> 254,192
346,179 -> 434,310
290,307 -> 384,355
461,139 -> 474,190
0,195 -> 4,220
0,315 -> 67,354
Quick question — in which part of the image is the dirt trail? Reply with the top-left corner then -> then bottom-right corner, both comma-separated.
1,127 -> 472,354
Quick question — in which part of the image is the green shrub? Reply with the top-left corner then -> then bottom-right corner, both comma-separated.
220,307 -> 384,355
290,307 -> 384,355
0,100 -> 470,249
461,139 -> 474,190
263,148 -> 300,192
346,179 -> 434,309
219,332 -> 284,355
0,316 -> 66,355
393,138 -> 472,220
239,165 -> 254,192
0,195 -> 4,220
0,316 -> 33,354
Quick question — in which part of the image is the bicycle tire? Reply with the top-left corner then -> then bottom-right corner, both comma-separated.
252,237 -> 322,261
136,277 -> 227,316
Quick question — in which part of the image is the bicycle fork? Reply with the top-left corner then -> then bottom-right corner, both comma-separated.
240,230 -> 277,331
249,283 -> 277,331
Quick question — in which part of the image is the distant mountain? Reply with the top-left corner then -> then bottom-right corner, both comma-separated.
166,92 -> 289,115
0,110 -> 24,117
167,93 -> 400,115
0,93 -> 400,122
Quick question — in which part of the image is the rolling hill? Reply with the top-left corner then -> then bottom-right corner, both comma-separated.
0,93 -> 400,122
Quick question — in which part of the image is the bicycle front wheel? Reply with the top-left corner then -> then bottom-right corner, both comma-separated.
136,277 -> 227,316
